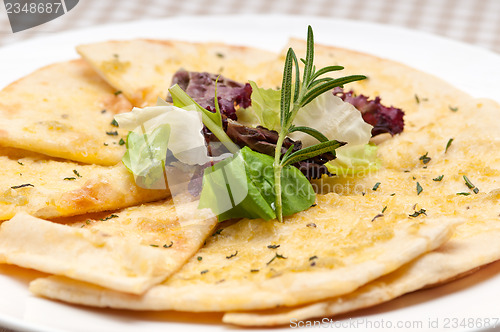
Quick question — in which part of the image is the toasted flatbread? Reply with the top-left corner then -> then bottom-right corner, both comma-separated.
28,192 -> 459,310
0,199 -> 217,294
3,37 -> 499,327
0,147 -> 169,221
0,59 -> 131,165
223,196 -> 500,325
76,39 -> 278,106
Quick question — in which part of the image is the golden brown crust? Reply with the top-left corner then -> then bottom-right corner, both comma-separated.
0,59 -> 129,165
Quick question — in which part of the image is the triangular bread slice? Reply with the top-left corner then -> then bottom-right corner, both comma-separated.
76,39 -> 279,106
0,59 -> 131,165
0,199 -> 217,294
0,147 -> 169,221
222,211 -> 500,325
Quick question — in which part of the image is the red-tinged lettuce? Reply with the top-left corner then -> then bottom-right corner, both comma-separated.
168,69 -> 252,120
333,87 -> 404,136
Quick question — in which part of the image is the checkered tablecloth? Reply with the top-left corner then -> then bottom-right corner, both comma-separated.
0,0 -> 499,54
0,0 -> 499,331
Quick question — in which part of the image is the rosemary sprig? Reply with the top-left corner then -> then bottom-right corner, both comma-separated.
273,26 -> 366,221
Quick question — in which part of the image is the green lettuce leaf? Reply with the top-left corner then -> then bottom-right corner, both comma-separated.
198,146 -> 315,221
291,92 -> 372,147
326,143 -> 379,176
247,81 -> 281,131
247,82 -> 372,148
121,124 -> 170,189
116,104 -> 214,166
115,98 -> 228,189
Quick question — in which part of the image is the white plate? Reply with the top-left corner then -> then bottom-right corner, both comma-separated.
0,14 -> 499,332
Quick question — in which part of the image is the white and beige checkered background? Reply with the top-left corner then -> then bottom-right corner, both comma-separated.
0,0 -> 499,54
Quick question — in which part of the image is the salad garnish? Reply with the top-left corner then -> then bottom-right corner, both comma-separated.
270,25 -> 367,221
116,26 -> 407,223
333,88 -> 404,137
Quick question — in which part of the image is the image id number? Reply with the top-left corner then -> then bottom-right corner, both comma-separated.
443,317 -> 500,329
5,2 -> 62,14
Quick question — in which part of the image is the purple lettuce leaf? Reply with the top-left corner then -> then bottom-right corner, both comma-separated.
167,69 -> 252,120
333,87 -> 404,136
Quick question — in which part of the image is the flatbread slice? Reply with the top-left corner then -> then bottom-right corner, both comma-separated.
27,193 -> 460,311
0,147 -> 169,221
222,194 -> 500,325
76,39 -> 278,106
0,199 -> 217,294
0,59 -> 131,165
